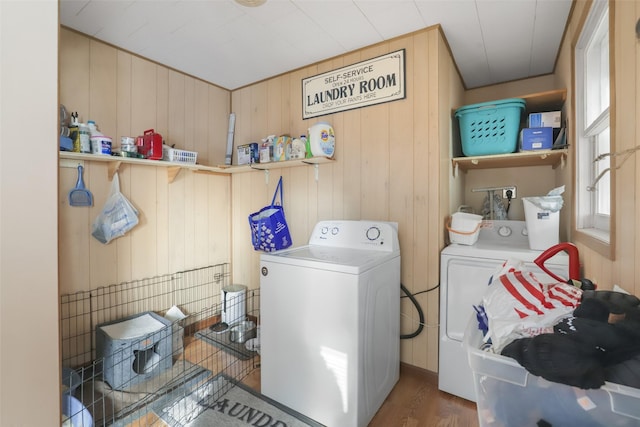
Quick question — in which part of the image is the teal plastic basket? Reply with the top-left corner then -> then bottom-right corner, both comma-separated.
455,98 -> 525,156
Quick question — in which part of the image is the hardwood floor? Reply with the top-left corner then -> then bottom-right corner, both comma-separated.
120,335 -> 478,427
241,363 -> 480,427
368,364 -> 479,427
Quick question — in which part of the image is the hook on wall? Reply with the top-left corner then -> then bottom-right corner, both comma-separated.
637,18 -> 640,40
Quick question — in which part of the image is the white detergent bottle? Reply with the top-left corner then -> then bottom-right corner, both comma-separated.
87,120 -> 98,136
308,122 -> 335,158
88,120 -> 106,154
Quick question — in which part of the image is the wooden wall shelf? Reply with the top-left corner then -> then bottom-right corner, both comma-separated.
452,149 -> 568,176
451,88 -> 569,177
59,152 -> 334,183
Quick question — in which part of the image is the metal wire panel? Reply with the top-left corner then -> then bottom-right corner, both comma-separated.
60,264 -> 261,426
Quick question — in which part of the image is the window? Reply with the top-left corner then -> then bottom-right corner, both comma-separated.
575,0 -> 611,245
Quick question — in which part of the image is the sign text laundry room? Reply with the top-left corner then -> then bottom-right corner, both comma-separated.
302,49 -> 405,119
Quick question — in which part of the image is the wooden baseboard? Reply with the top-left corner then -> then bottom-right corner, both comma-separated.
184,316 -> 218,336
184,314 -> 259,336
400,362 -> 438,384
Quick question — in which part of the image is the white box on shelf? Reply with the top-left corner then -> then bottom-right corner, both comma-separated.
528,111 -> 562,128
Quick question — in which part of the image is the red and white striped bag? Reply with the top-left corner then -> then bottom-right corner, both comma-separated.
482,259 -> 582,352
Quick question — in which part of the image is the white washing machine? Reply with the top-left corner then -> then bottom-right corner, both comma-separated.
260,220 -> 401,427
438,220 -> 570,402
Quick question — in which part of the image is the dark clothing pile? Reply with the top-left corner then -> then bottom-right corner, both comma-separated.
502,290 -> 640,389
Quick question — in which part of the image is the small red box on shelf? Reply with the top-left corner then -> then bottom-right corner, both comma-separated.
137,129 -> 163,160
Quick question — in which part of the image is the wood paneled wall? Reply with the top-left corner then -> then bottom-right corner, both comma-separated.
461,1 -> 640,299
59,26 -> 462,372
576,0 -> 639,296
472,0 -> 640,298
549,0 -> 640,297
463,75 -> 571,235
229,27 -> 463,370
59,28 -> 232,294
47,2 -> 640,417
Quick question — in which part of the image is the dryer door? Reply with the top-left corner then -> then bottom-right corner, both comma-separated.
442,256 -> 569,343
439,252 -> 568,402
442,256 -> 501,342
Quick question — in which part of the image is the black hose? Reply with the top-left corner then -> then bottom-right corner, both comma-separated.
400,283 -> 425,339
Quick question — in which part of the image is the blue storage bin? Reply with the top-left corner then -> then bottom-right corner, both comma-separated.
455,98 -> 526,156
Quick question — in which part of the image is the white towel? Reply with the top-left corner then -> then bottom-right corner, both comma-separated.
100,313 -> 165,340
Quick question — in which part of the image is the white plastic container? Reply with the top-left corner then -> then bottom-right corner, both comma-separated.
90,136 -> 112,155
523,197 -> 559,250
221,284 -> 247,326
447,212 -> 483,245
308,122 -> 335,158
162,145 -> 198,164
121,136 -> 136,152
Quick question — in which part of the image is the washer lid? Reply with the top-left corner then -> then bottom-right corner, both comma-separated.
261,245 -> 398,274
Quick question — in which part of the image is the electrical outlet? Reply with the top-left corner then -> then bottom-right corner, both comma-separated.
502,187 -> 516,199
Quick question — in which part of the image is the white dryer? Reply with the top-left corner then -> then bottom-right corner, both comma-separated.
438,220 -> 569,402
260,220 -> 401,427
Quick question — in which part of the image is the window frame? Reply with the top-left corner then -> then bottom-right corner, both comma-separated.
573,0 -> 615,259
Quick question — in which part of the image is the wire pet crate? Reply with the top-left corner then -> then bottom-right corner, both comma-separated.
60,264 -> 260,426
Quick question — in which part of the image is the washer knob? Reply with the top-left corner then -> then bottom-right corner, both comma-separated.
321,226 -> 329,234
498,226 -> 512,237
331,227 -> 339,235
366,226 -> 381,241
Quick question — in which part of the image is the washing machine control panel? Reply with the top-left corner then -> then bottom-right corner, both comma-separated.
366,226 -> 381,241
478,220 -> 529,246
310,220 -> 399,252
497,225 -> 512,237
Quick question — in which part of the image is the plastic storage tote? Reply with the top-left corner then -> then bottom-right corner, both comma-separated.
464,319 -> 640,427
455,98 -> 526,157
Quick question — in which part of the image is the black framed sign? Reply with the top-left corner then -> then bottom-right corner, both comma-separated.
302,49 -> 406,119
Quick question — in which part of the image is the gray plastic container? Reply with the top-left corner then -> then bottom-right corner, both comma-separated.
96,311 -> 172,390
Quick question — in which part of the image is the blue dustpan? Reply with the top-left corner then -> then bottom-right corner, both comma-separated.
68,165 -> 93,207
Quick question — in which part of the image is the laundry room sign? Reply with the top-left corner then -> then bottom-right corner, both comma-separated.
302,49 -> 406,119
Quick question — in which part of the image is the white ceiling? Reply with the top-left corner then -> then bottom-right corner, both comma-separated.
60,0 -> 573,90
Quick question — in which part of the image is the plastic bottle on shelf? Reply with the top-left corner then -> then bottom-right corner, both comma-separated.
70,124 -> 80,152
78,123 -> 91,153
87,120 -> 102,137
87,120 -> 105,154
301,135 -> 311,158
70,112 -> 80,152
